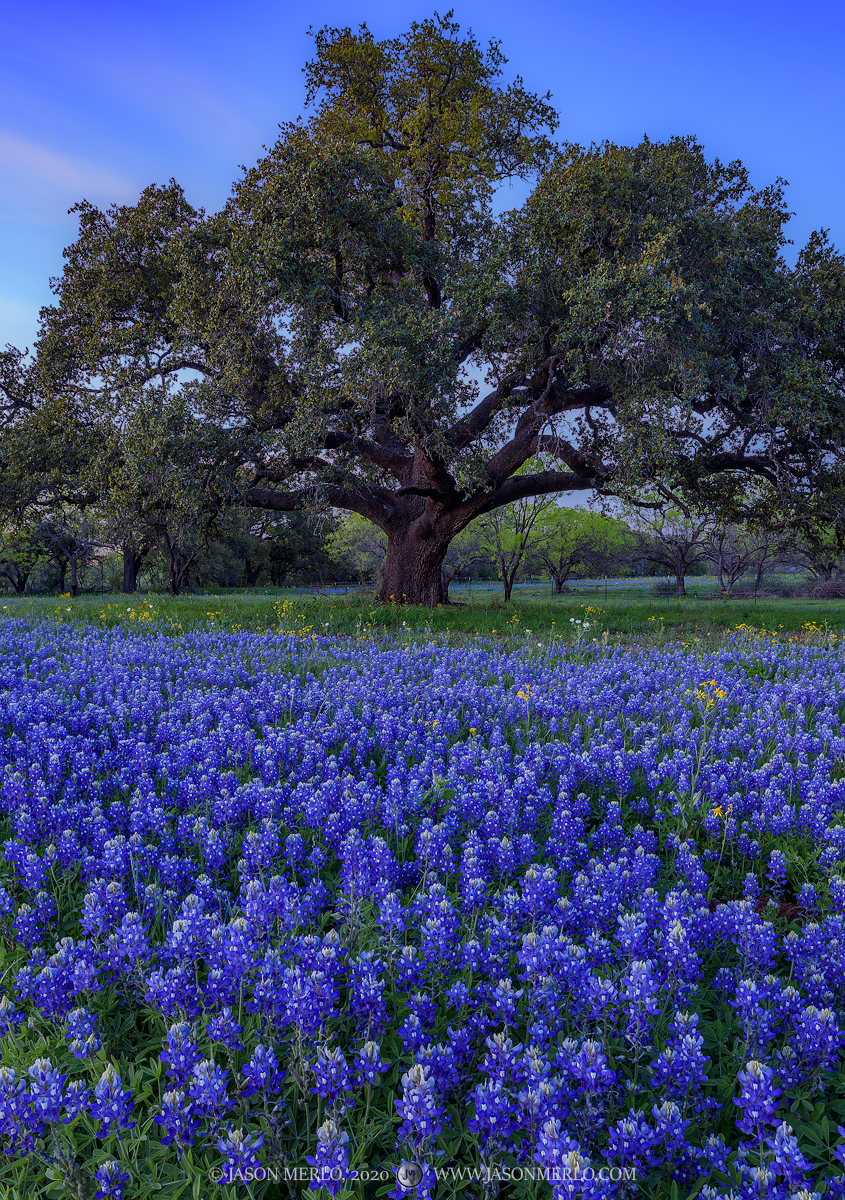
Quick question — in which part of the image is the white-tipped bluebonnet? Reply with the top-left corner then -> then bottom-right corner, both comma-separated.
187,1060 -> 230,1119
468,1079 -> 520,1152
766,1121 -> 814,1189
160,1023 -> 201,1085
61,1079 -> 91,1124
206,1007 -> 244,1052
27,1058 -> 66,1130
93,1159 -> 129,1200
309,1047 -> 354,1111
0,1066 -> 28,1150
217,1126 -> 264,1183
0,995 -> 25,1038
90,1065 -> 135,1138
733,1059 -> 781,1136
354,1041 -> 389,1086
155,1089 -> 201,1156
66,1007 -> 101,1059
306,1118 -> 357,1195
242,1044 -> 284,1096
396,1064 -> 445,1146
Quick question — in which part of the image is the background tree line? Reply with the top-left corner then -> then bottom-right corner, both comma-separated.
1,488 -> 839,599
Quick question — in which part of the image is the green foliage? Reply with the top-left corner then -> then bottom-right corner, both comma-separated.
328,513 -> 387,585
470,470 -> 557,599
534,507 -> 636,590
303,13 -> 558,243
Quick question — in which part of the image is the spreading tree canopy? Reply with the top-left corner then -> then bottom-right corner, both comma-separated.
4,13 -> 845,601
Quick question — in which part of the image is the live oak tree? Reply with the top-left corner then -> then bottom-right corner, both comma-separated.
10,14 -> 845,603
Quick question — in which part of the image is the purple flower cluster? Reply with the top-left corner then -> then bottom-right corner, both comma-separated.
1,621 -> 845,1190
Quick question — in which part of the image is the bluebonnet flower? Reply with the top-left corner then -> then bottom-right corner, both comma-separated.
377,892 -> 406,933
606,1110 -> 660,1168
701,1138 -> 732,1182
14,892 -> 56,949
0,995 -> 25,1038
651,1100 -> 690,1157
396,1064 -> 445,1146
481,1031 -> 525,1084
306,1119 -> 358,1195
619,959 -> 661,1046
733,1059 -> 781,1136
395,945 -> 425,989
242,1044 -> 284,1096
468,1079 -> 520,1152
491,978 -> 523,1025
62,1079 -> 91,1123
66,1007 -> 101,1059
155,1088 -> 200,1155
91,1065 -> 135,1138
767,853 -> 788,909
399,1013 -> 427,1054
309,1047 -> 355,1111
187,1060 -> 230,1118
766,1122 -> 814,1189
797,883 -> 819,916
348,952 -> 387,1035
217,1127 -> 264,1183
533,1119 -> 592,1195
568,1039 -> 617,1100
27,1058 -> 66,1130
206,1007 -> 244,1052
81,880 -> 128,937
354,1041 -> 389,1087
445,981 -> 470,1009
0,1066 -> 28,1150
793,1005 -> 845,1083
830,875 -> 845,915
160,1024 -> 201,1085
103,911 -> 150,974
93,1159 -> 130,1200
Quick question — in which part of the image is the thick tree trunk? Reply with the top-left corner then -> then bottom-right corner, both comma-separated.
554,576 -> 564,594
69,554 -> 79,598
675,572 -> 686,597
244,560 -> 263,587
122,546 -> 138,594
379,530 -> 450,605
167,544 -> 180,596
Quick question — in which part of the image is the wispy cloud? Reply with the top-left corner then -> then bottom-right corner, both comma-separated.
0,128 -> 137,202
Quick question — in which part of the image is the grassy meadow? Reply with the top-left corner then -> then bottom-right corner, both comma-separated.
3,584 -> 845,646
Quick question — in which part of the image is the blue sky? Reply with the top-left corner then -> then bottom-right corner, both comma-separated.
3,0 -> 844,351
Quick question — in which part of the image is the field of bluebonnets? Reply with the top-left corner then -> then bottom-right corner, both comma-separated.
3,605 -> 845,1200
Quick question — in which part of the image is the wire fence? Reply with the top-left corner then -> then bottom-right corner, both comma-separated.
7,573 -> 833,603
247,574 -> 827,603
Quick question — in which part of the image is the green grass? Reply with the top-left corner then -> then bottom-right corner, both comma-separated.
3,587 -> 845,644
